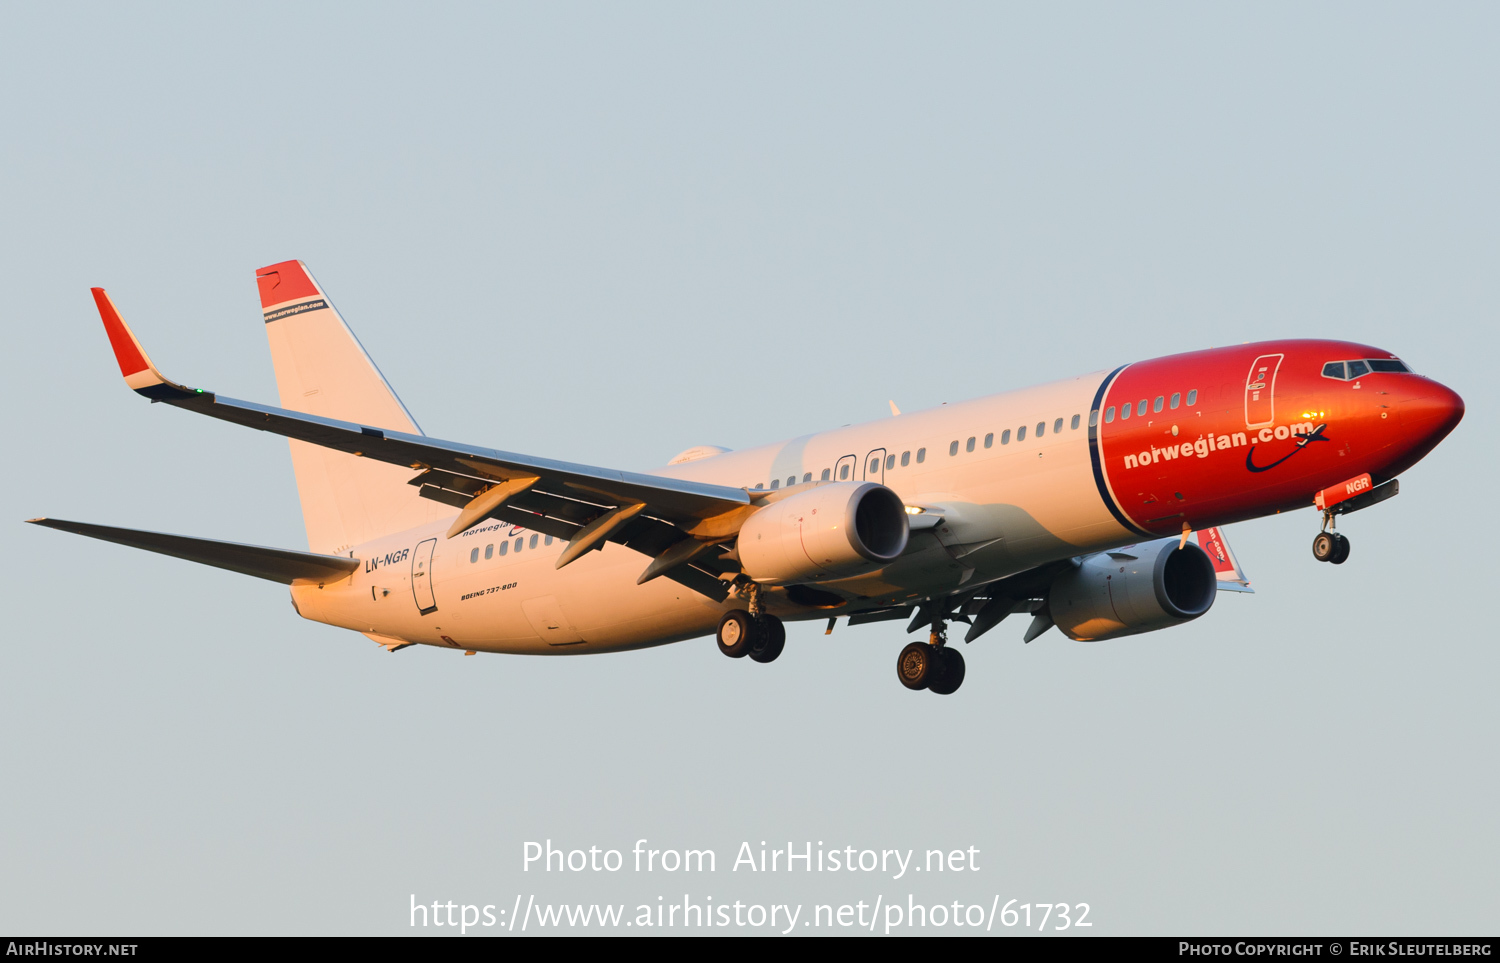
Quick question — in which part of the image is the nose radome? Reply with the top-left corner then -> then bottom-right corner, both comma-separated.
1399,380 -> 1465,444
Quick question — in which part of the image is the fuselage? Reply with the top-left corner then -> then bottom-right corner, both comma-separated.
291,339 -> 1463,655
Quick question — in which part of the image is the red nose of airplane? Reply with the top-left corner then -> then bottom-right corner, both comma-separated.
1399,379 -> 1465,448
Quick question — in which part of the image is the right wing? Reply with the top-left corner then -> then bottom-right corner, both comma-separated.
90,288 -> 746,597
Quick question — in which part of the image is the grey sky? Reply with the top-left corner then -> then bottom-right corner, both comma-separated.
2,3 -> 1494,935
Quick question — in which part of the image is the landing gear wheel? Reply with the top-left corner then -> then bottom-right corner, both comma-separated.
1330,532 -> 1351,565
928,647 -> 966,695
716,610 -> 756,658
748,615 -> 786,663
1312,532 -> 1337,562
897,641 -> 946,691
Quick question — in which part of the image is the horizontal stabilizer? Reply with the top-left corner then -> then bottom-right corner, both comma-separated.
27,518 -> 359,584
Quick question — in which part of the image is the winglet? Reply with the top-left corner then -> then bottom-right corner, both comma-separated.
90,288 -> 205,401
1196,526 -> 1253,593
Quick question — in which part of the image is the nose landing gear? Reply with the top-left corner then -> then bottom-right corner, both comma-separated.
1312,515 -> 1351,565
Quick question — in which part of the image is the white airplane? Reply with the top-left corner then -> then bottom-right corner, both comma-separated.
30,261 -> 1464,694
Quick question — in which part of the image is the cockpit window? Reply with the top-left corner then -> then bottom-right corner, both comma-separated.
1323,358 -> 1409,380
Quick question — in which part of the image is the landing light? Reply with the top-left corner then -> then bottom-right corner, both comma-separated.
905,506 -> 925,515
1300,411 -> 1326,419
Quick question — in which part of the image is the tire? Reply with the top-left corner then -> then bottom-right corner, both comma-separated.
1330,533 -> 1351,565
1312,532 -> 1337,562
717,610 -> 756,658
928,647 -> 966,695
897,641 -> 945,691
748,616 -> 786,663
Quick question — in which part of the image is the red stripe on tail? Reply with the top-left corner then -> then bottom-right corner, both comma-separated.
256,260 -> 320,308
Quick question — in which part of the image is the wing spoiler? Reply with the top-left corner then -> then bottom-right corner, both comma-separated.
27,518 -> 360,584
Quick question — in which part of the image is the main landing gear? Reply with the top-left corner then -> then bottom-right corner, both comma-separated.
716,585 -> 785,663
1312,513 -> 1351,565
716,610 -> 786,663
896,619 -> 965,696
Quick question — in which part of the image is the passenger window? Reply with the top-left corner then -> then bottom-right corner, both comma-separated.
545,535 -> 554,546
1322,361 -> 1346,379
515,537 -> 523,552
885,454 -> 895,470
1072,414 -> 1081,430
1106,406 -> 1116,423
484,544 -> 494,560
470,548 -> 479,563
753,482 -> 764,490
965,436 -> 975,453
1001,429 -> 1011,444
1138,400 -> 1148,417
770,479 -> 780,490
788,476 -> 796,487
839,464 -> 850,480
530,534 -> 538,549
499,541 -> 508,556
1170,392 -> 1181,409
1348,360 -> 1369,378
900,451 -> 910,467
1119,403 -> 1130,420
803,472 -> 813,482
949,440 -> 959,456
821,468 -> 831,480
1017,425 -> 1027,441
1186,389 -> 1198,405
1036,421 -> 1045,437
1153,396 -> 1164,413
1053,417 -> 1063,433
984,432 -> 993,448
869,457 -> 880,473
916,448 -> 926,463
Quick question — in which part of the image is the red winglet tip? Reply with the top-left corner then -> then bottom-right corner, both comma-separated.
255,259 -> 320,309
91,287 -> 150,378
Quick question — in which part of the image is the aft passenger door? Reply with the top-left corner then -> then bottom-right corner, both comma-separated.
863,448 -> 887,484
411,537 -> 438,615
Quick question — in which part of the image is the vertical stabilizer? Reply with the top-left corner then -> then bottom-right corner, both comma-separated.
258,260 -> 445,554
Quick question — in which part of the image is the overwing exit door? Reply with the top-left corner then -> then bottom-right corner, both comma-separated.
411,537 -> 437,615
864,448 -> 887,484
1244,354 -> 1284,429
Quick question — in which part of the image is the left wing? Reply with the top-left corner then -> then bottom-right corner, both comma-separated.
90,288 -> 749,597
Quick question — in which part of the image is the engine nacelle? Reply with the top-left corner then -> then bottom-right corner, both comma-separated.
1049,537 -> 1217,641
737,482 -> 909,585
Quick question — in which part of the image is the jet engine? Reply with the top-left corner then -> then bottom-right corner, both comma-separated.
737,481 -> 908,585
1048,537 -> 1217,641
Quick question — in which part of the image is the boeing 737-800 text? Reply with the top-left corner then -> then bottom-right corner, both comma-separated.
29,260 -> 1465,694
